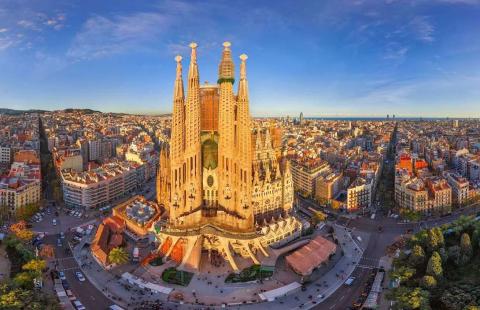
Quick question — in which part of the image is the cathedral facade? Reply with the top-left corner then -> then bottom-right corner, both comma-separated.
154,42 -> 302,272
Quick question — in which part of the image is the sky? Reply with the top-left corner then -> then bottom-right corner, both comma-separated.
0,0 -> 479,117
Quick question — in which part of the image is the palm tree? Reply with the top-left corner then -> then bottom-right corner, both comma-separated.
108,247 -> 129,265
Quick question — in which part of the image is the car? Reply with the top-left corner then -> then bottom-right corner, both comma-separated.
57,239 -> 62,247
59,271 -> 66,281
73,300 -> 86,310
345,276 -> 356,286
52,219 -> 57,226
60,232 -> 65,239
62,280 -> 69,290
75,271 -> 86,282
65,289 -> 76,301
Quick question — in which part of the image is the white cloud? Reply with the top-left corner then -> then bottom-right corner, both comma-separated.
410,16 -> 435,42
0,28 -> 7,33
67,12 -> 170,60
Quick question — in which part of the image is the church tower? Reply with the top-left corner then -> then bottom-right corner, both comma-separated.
155,42 -> 302,272
217,42 -> 237,216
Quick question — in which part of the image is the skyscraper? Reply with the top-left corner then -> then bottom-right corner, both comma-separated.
155,42 -> 302,272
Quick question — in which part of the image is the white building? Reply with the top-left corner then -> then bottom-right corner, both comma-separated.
61,160 -> 144,209
0,146 -> 11,164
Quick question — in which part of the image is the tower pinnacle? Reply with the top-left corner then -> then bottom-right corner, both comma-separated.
218,41 -> 234,83
240,54 -> 248,80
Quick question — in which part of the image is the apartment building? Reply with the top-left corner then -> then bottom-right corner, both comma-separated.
347,177 -> 373,211
445,172 -> 469,206
61,160 -> 144,209
395,177 -> 428,212
0,145 -> 12,164
53,147 -> 83,172
315,171 -> 343,204
291,160 -> 329,197
0,178 -> 41,216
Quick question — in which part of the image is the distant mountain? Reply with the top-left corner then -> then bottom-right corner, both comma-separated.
62,108 -> 100,114
0,108 -> 48,115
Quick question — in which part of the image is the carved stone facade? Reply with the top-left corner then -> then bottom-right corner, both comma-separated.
154,42 -> 301,272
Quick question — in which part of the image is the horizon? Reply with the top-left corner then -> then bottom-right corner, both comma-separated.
1,0 -> 480,116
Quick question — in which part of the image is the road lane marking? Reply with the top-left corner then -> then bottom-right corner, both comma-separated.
329,304 -> 336,309
339,295 -> 345,301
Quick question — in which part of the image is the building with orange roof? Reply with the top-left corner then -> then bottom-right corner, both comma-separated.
91,216 -> 126,267
112,195 -> 162,238
285,236 -> 336,277
13,150 -> 40,164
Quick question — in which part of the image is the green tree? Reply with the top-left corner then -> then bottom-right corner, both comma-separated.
409,245 -> 426,267
426,228 -> 444,253
438,247 -> 448,263
389,287 -> 431,310
15,203 -> 40,221
426,251 -> 443,279
108,247 -> 129,265
12,272 -> 34,289
390,265 -> 416,282
420,275 -> 437,289
310,210 -> 327,225
447,245 -> 461,266
460,232 -> 472,258
22,259 -> 46,277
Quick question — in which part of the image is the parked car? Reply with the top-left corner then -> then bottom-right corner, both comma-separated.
60,232 -> 65,239
52,219 -> 57,226
75,271 -> 86,282
59,271 -> 66,281
73,300 -> 86,310
62,280 -> 69,290
57,239 -> 62,247
65,289 -> 76,301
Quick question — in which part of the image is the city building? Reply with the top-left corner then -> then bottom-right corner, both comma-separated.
347,176 -> 373,211
154,42 -> 302,272
445,172 -> 469,206
61,159 -> 144,209
315,171 -> 343,204
291,160 -> 329,198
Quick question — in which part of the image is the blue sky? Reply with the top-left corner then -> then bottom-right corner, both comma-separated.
0,0 -> 479,117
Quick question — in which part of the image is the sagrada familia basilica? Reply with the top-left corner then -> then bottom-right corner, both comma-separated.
154,42 -> 302,272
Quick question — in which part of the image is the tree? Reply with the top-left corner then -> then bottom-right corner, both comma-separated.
12,272 -> 34,289
22,259 -> 46,277
426,228 -> 444,253
460,232 -> 472,258
15,203 -> 39,221
390,265 -> 416,283
447,245 -> 461,266
420,275 -> 437,289
438,247 -> 448,263
14,229 -> 35,241
409,245 -> 426,267
108,247 -> 129,265
311,210 -> 327,224
389,287 -> 431,310
426,251 -> 443,279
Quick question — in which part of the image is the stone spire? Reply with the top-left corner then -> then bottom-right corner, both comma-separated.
238,54 -> 249,99
174,55 -> 184,104
169,55 -> 186,222
188,42 -> 199,80
218,42 -> 235,84
184,42 -> 202,215
171,55 -> 185,158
